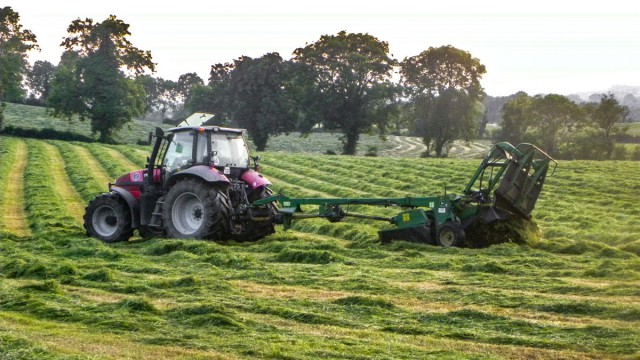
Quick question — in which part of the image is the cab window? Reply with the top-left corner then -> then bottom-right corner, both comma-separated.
164,131 -> 194,172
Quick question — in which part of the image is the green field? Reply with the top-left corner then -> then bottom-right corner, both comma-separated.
0,132 -> 639,359
3,103 -> 494,158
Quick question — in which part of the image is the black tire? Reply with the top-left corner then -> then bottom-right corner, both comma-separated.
234,187 -> 278,242
436,222 -> 465,248
138,225 -> 165,239
84,193 -> 134,243
162,178 -> 230,240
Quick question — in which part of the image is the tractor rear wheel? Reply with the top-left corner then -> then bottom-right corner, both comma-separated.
162,178 -> 230,240
436,222 -> 465,248
84,193 -> 134,243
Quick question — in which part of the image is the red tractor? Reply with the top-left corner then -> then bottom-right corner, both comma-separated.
84,117 -> 277,243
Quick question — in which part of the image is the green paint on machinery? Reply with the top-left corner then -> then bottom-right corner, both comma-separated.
253,142 -> 557,247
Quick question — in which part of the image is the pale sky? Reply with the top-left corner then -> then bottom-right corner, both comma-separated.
4,0 -> 639,96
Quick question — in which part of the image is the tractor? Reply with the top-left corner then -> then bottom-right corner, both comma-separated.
84,113 -> 277,243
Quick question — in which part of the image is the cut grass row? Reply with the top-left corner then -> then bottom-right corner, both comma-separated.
23,140 -> 83,237
0,138 -> 30,238
81,143 -> 140,180
52,141 -> 109,202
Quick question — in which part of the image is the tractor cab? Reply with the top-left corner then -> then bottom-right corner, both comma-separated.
159,126 -> 250,177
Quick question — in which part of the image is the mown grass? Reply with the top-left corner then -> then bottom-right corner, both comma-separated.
0,136 -> 639,359
3,103 -> 161,145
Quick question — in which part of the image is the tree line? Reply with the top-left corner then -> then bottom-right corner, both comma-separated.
0,7 -> 635,159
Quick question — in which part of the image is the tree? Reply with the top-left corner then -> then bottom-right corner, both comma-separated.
591,93 -> 630,157
401,45 -> 486,157
500,92 -> 534,144
531,94 -> 584,155
185,63 -> 234,122
0,102 -> 6,131
48,15 -> 154,142
0,6 -> 38,102
292,31 -> 398,155
228,53 -> 297,151
26,60 -> 55,104
136,75 -> 180,118
177,72 -> 203,107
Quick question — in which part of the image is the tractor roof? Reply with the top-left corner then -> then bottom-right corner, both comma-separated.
168,125 -> 246,136
170,112 -> 245,135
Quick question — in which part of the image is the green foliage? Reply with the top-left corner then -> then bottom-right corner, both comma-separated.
499,93 -> 589,158
292,31 -> 398,155
228,53 -> 298,151
590,93 -> 631,157
25,60 -> 56,104
401,45 -> 486,157
135,75 -> 184,120
0,6 -> 38,102
0,101 -> 5,131
48,15 -> 154,143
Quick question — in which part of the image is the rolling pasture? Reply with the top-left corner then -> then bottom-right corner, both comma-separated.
0,133 -> 639,360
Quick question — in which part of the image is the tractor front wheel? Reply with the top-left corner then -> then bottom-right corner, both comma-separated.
162,179 -> 230,240
436,222 -> 465,248
84,193 -> 134,243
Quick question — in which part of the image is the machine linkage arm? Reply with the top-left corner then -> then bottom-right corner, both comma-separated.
253,194 -> 454,230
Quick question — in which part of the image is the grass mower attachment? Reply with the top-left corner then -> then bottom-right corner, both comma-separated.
253,142 -> 556,248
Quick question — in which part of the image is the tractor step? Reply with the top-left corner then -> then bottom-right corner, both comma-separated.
148,198 -> 165,228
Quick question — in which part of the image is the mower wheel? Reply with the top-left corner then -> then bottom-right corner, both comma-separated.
162,178 -> 230,240
84,193 -> 134,243
436,222 -> 465,248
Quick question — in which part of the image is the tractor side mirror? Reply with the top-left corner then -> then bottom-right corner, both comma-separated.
252,156 -> 262,172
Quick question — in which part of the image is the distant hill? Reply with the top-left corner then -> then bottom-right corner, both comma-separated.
485,85 -> 640,124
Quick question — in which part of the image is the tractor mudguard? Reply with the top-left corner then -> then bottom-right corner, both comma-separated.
110,186 -> 140,228
165,165 -> 230,188
241,169 -> 271,190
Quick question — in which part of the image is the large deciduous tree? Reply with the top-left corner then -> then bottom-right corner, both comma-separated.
136,75 -> 181,118
292,31 -> 398,155
500,91 -> 534,144
26,60 -> 55,104
177,72 -> 203,108
591,93 -> 630,157
499,93 -> 585,158
0,6 -> 38,102
228,53 -> 297,151
531,94 -> 584,155
401,45 -> 486,157
48,15 -> 154,142
185,63 -> 234,123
